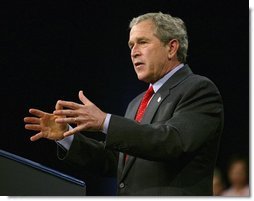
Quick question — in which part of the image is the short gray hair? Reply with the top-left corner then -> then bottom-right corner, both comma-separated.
129,12 -> 188,63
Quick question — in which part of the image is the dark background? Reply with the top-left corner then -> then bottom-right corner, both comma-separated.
1,0 -> 249,195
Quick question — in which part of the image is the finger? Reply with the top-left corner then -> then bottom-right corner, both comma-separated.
55,117 -> 77,124
30,132 -> 43,141
25,124 -> 42,131
53,109 -> 77,116
56,100 -> 82,110
63,129 -> 76,137
24,117 -> 40,124
63,124 -> 86,137
29,108 -> 47,118
55,100 -> 63,110
79,90 -> 92,105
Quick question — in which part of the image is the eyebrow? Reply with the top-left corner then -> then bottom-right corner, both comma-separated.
128,37 -> 149,47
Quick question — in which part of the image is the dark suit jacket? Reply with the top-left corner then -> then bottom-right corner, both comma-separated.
58,65 -> 224,196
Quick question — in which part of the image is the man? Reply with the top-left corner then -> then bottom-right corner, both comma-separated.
24,12 -> 224,195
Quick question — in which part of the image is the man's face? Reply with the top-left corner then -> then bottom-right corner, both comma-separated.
128,20 -> 171,83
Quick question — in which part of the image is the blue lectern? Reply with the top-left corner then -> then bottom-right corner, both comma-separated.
0,149 -> 86,196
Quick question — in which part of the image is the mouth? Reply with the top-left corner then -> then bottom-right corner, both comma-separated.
134,62 -> 145,69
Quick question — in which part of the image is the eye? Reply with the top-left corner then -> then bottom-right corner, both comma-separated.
140,39 -> 149,45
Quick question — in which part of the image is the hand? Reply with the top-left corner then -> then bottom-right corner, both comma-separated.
53,90 -> 107,137
24,104 -> 68,141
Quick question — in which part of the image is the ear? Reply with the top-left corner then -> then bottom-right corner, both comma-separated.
167,39 -> 179,60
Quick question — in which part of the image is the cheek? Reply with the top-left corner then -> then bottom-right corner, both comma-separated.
147,50 -> 166,68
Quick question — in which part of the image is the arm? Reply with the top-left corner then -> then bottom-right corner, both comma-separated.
105,77 -> 224,161
56,121 -> 118,176
24,96 -> 117,176
58,132 -> 118,177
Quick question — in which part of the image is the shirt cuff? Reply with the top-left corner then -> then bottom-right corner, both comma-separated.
56,125 -> 74,150
102,113 -> 111,134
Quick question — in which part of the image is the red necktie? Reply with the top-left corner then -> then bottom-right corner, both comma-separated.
124,85 -> 154,163
135,85 -> 154,122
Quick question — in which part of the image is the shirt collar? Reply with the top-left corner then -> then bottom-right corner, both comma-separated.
151,63 -> 185,93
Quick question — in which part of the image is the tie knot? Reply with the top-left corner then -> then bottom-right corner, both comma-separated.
146,85 -> 154,97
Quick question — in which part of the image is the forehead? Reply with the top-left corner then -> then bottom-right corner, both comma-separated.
129,20 -> 156,40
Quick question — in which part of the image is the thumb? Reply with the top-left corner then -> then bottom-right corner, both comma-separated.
79,90 -> 92,105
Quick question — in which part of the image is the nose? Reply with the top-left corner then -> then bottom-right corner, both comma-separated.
131,44 -> 141,58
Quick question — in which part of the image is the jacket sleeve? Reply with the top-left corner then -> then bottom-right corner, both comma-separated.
57,133 -> 118,177
105,76 -> 224,161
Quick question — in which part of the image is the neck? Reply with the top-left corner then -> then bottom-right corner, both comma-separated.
165,61 -> 181,74
150,61 -> 182,84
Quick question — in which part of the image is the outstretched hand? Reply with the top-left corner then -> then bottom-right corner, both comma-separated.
53,90 -> 107,137
24,104 -> 68,141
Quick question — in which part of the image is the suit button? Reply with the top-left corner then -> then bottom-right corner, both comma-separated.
119,182 -> 125,188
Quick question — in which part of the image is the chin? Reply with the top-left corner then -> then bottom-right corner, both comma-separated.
137,74 -> 150,83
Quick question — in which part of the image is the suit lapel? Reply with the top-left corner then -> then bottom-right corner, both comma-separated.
141,64 -> 193,124
141,88 -> 170,124
119,155 -> 136,181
